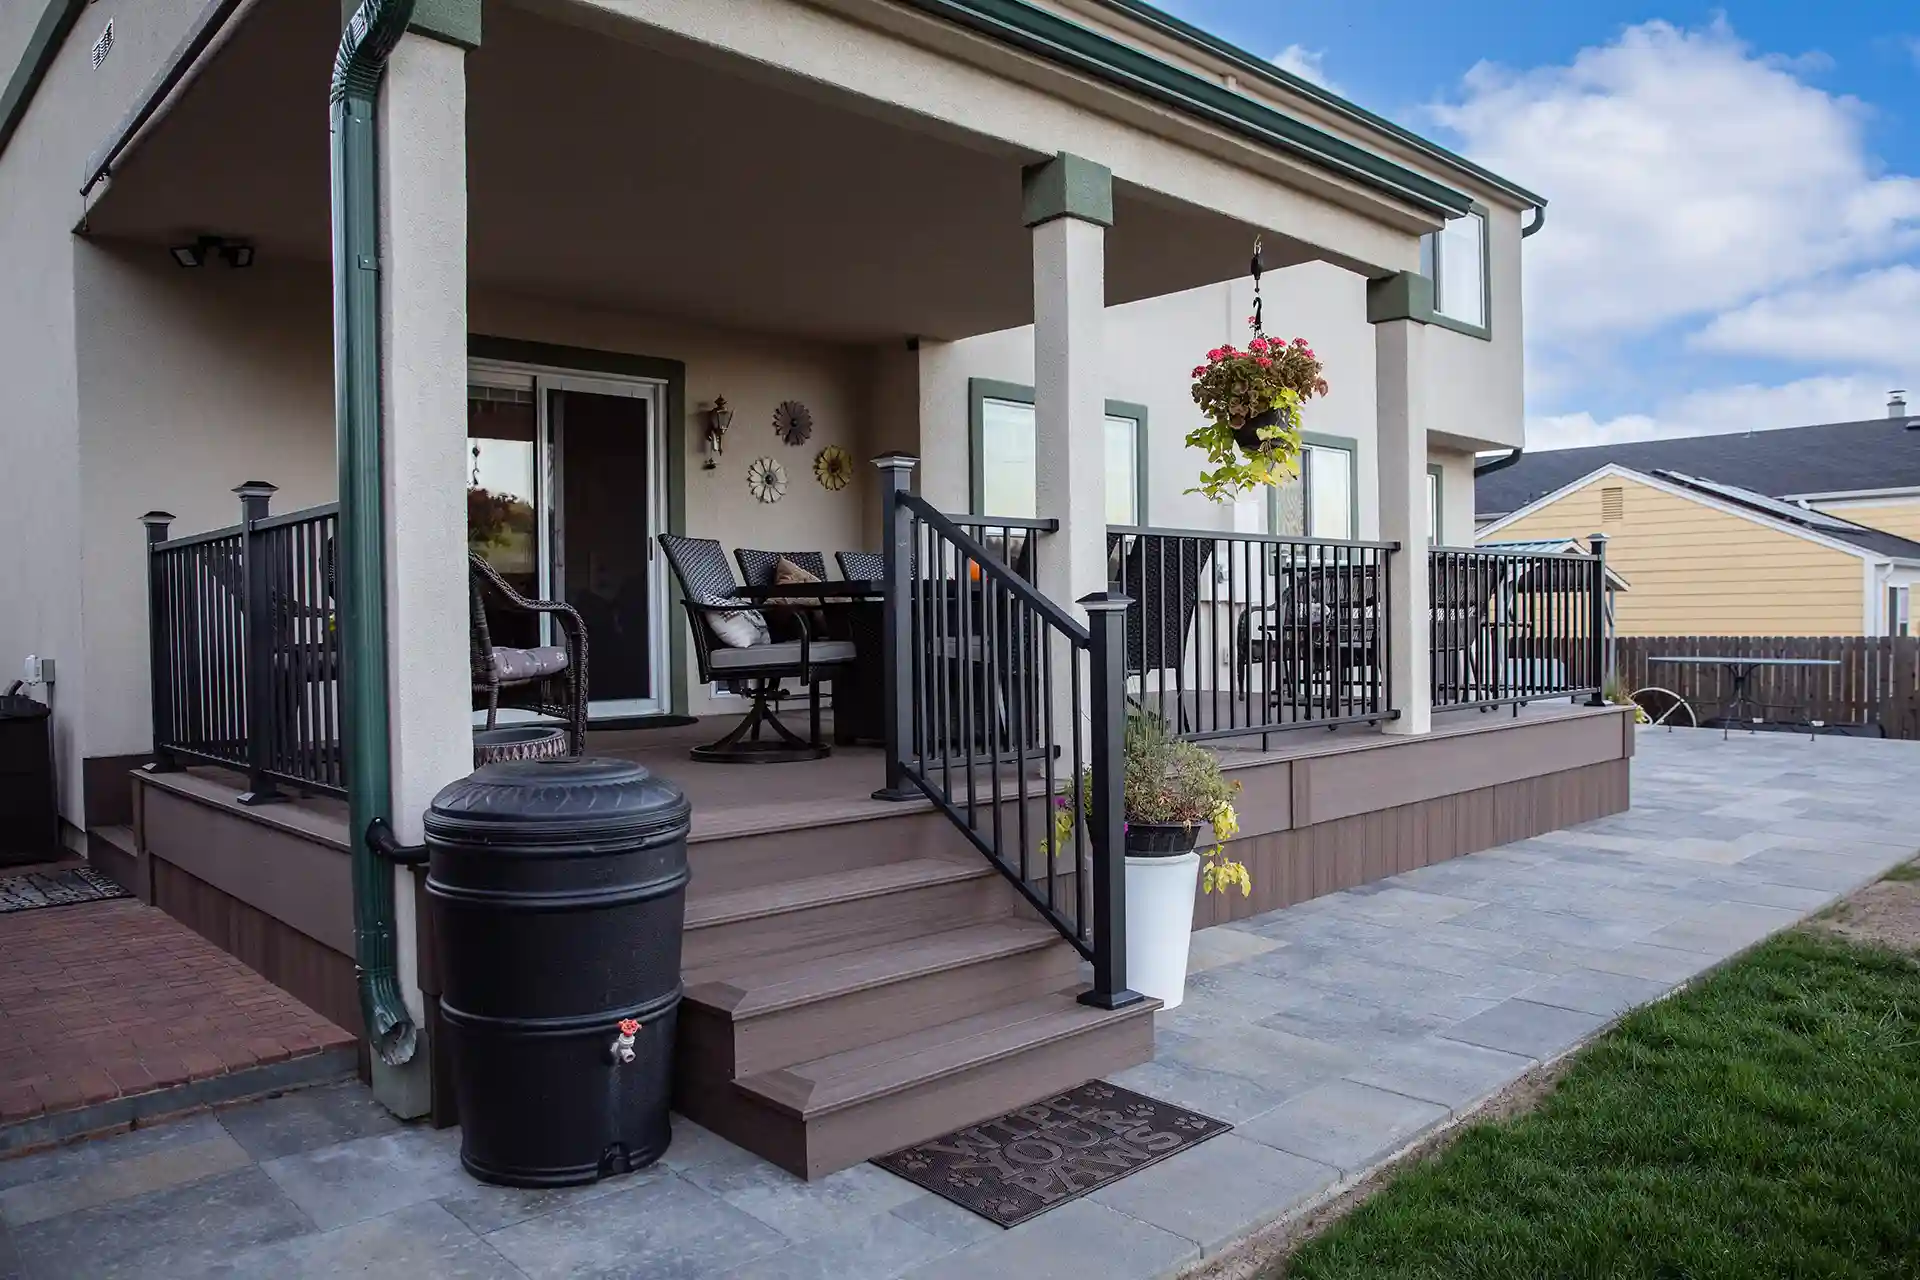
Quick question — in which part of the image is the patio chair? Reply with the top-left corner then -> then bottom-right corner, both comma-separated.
469,553 -> 588,755
1108,533 -> 1213,731
661,535 -> 854,762
835,550 -> 887,583
1430,559 -> 1499,706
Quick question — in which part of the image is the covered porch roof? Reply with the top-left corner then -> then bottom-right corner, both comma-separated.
79,0 -> 1352,345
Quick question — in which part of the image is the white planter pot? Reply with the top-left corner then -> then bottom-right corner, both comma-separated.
1125,850 -> 1200,1009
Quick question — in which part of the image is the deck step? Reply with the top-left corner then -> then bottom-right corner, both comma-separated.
681,990 -> 1158,1179
683,922 -> 1080,1076
682,859 -> 1004,970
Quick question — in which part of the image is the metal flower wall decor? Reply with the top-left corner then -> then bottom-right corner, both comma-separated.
813,445 -> 853,492
773,400 -> 813,446
746,457 -> 788,504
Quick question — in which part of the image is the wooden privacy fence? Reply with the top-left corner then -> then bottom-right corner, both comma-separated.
1615,636 -> 1920,737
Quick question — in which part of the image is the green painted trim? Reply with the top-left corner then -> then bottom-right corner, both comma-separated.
1086,0 -> 1545,211
1427,203 -> 1492,339
1427,462 -> 1444,544
0,0 -> 87,163
467,336 -> 689,714
894,0 -> 1472,219
1105,399 -> 1151,525
407,0 -> 481,48
1022,152 -> 1113,228
968,378 -> 1150,523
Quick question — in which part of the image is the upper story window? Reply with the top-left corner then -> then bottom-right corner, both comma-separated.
1419,208 -> 1489,331
973,383 -> 1148,525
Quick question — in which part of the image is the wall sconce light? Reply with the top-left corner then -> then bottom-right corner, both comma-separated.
703,396 -> 733,470
169,236 -> 255,269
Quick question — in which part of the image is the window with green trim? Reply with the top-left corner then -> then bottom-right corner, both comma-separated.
1420,208 -> 1489,330
969,381 -> 1149,525
1426,464 -> 1443,544
1237,438 -> 1357,539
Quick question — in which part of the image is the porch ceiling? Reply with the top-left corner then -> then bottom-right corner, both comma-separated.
82,0 -> 1316,344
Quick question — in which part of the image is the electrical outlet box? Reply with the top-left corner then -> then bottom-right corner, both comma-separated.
23,655 -> 53,685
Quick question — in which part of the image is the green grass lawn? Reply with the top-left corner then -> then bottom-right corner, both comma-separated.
1283,931 -> 1920,1279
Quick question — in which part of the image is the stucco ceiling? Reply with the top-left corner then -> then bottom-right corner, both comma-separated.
86,0 -> 1312,343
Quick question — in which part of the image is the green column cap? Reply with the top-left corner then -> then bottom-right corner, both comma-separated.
1366,271 -> 1436,326
1022,152 -> 1114,228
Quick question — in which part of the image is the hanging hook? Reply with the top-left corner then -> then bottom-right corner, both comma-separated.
1249,234 -> 1265,336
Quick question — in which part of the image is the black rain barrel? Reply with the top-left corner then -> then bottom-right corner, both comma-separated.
0,692 -> 57,868
425,757 -> 691,1187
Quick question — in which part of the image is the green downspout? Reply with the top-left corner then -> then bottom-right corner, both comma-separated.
331,0 -> 419,1066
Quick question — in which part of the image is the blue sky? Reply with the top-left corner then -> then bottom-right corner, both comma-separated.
1154,2 -> 1920,446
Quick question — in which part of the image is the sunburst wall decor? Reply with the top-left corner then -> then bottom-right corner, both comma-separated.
773,400 -> 813,446
813,445 -> 853,492
746,457 -> 788,504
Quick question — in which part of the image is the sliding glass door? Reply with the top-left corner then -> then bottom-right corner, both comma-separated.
467,364 -> 669,721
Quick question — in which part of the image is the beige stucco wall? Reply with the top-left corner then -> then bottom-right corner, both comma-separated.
0,0 -> 220,825
1815,498 -> 1920,544
922,261 -> 1496,543
1488,474 -> 1868,636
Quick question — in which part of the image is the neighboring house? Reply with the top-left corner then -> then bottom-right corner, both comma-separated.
1,0 -> 1634,1175
1479,464 -> 1920,637
1478,392 -> 1920,535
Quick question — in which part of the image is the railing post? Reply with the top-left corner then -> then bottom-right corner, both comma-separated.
1079,591 -> 1143,1011
1588,533 -> 1609,706
140,511 -> 179,774
871,453 -> 920,802
235,482 -> 282,805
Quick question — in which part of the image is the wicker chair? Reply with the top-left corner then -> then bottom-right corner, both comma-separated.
661,536 -> 854,762
835,550 -> 887,583
468,553 -> 588,755
1109,532 -> 1214,730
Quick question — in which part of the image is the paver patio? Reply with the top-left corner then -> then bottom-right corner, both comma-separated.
2,726 -> 1916,1280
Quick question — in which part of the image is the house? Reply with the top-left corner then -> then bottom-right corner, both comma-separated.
1477,392 -> 1920,534
0,0 -> 1633,1177
1478,463 -> 1920,637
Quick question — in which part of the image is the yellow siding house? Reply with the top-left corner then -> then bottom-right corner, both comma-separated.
1479,465 -> 1920,638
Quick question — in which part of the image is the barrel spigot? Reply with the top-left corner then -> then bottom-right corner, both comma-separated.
610,1018 -> 640,1065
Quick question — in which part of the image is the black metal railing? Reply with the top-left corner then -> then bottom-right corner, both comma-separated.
143,484 -> 345,801
942,515 -> 1056,586
1106,526 -> 1398,745
871,456 -> 1137,1010
1429,541 -> 1608,711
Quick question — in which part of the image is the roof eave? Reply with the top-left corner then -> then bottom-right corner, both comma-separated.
1084,0 -> 1546,210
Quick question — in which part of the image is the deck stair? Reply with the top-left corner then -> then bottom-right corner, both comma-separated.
674,816 -> 1157,1179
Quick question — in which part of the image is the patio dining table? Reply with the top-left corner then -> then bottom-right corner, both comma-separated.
732,579 -> 886,746
1646,654 -> 1841,740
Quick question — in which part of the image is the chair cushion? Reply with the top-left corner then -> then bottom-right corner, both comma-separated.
709,640 -> 856,671
491,645 -> 569,682
707,608 -> 771,648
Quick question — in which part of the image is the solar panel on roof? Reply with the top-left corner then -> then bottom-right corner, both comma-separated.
1656,471 -> 1864,533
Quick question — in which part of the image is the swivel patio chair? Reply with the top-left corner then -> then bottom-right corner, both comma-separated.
834,550 -> 887,583
1108,532 -> 1213,731
661,535 -> 854,762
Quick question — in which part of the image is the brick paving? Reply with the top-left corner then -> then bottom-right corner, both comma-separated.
0,899 -> 353,1130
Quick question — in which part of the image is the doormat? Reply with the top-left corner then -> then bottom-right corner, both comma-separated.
872,1081 -> 1231,1228
0,867 -> 130,914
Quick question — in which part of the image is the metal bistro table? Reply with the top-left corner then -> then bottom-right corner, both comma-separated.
732,579 -> 885,747
1646,654 -> 1842,740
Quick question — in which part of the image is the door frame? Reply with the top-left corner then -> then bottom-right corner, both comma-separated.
468,343 -> 685,720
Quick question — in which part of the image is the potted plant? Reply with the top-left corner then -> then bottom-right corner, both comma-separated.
1184,335 -> 1328,503
1049,716 -> 1250,1008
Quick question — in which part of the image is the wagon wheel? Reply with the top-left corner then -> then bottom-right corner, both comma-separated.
1630,686 -> 1696,729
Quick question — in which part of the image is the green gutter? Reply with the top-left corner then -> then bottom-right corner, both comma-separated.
895,0 -> 1473,219
331,0 -> 418,1067
0,0 -> 87,161
1088,0 -> 1546,212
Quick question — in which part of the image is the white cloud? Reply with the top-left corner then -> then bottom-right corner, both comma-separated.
1528,374 -> 1900,449
1432,20 -> 1920,344
1272,44 -> 1339,92
1692,264 -> 1920,369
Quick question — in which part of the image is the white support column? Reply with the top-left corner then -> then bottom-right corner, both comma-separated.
1369,272 -> 1433,735
1026,153 -> 1112,615
376,30 -> 470,1114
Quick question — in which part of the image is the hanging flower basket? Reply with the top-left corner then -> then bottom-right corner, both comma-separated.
1184,336 -> 1328,504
